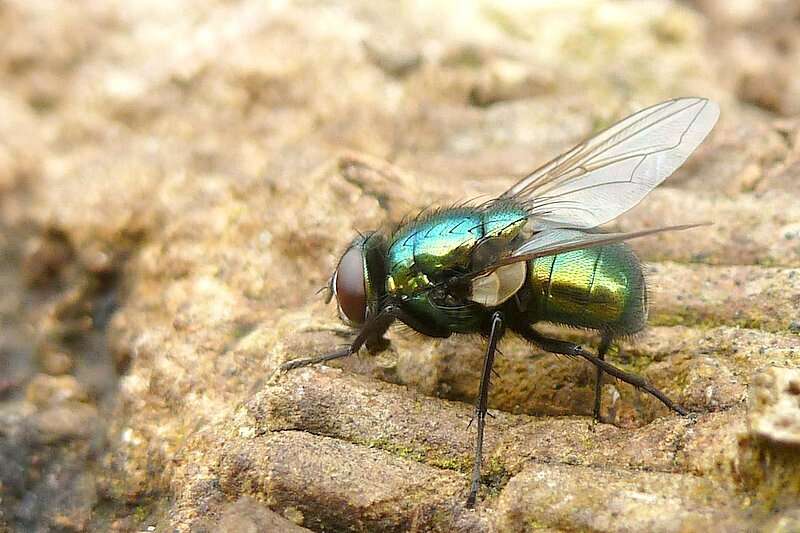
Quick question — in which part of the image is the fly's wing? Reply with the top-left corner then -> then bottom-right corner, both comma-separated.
466,224 -> 706,279
501,97 -> 719,229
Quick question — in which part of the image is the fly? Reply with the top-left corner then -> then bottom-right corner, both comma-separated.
277,97 -> 720,508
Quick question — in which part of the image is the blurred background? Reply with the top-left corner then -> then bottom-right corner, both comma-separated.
0,1 -> 799,531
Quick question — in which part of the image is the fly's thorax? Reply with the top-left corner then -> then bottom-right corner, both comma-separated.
381,202 -> 529,334
525,243 -> 647,335
385,202 -> 529,300
385,210 -> 481,298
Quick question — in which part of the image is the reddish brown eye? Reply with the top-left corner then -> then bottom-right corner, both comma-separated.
335,246 -> 366,324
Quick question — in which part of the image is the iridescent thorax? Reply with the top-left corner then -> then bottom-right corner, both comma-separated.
384,202 -> 528,332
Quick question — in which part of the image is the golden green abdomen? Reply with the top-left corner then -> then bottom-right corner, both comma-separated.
526,243 -> 647,336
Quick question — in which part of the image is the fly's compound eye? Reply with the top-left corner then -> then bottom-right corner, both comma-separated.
334,245 -> 366,325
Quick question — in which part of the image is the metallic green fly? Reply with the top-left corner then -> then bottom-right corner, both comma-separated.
279,97 -> 720,508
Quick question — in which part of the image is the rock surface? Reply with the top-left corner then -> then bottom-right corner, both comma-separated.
0,0 -> 799,531
749,367 -> 800,446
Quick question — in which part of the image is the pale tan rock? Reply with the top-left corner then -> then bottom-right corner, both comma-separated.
25,374 -> 89,407
749,367 -> 800,446
0,0 -> 799,531
27,402 -> 98,444
494,463 -> 753,533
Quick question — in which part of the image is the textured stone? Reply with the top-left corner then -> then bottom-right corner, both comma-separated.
748,367 -> 800,446
26,403 -> 98,445
0,0 -> 799,531
216,497 -> 313,533
494,463 -> 751,533
24,374 -> 89,407
215,431 -> 489,532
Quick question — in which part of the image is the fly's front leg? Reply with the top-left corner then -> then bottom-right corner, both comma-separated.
276,307 -> 397,374
277,346 -> 353,373
516,326 -> 687,417
466,311 -> 505,509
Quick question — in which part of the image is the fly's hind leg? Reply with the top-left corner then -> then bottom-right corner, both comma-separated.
593,333 -> 613,422
515,325 -> 687,417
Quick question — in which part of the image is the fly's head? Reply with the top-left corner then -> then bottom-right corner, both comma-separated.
325,232 -> 387,327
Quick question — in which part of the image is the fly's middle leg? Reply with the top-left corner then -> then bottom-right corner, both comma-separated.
466,311 -> 504,509
593,333 -> 613,422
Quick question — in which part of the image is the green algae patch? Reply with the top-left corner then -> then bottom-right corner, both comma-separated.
482,456 -> 512,497
363,437 -> 472,474
650,308 -> 786,333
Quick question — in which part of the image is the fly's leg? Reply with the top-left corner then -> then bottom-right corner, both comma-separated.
593,333 -> 613,422
277,346 -> 353,373
516,326 -> 687,416
466,311 -> 505,509
276,307 -> 397,374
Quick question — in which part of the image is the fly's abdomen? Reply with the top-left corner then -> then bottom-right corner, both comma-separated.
526,243 -> 647,335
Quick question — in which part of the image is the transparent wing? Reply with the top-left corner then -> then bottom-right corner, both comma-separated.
501,97 -> 719,229
463,224 -> 706,280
